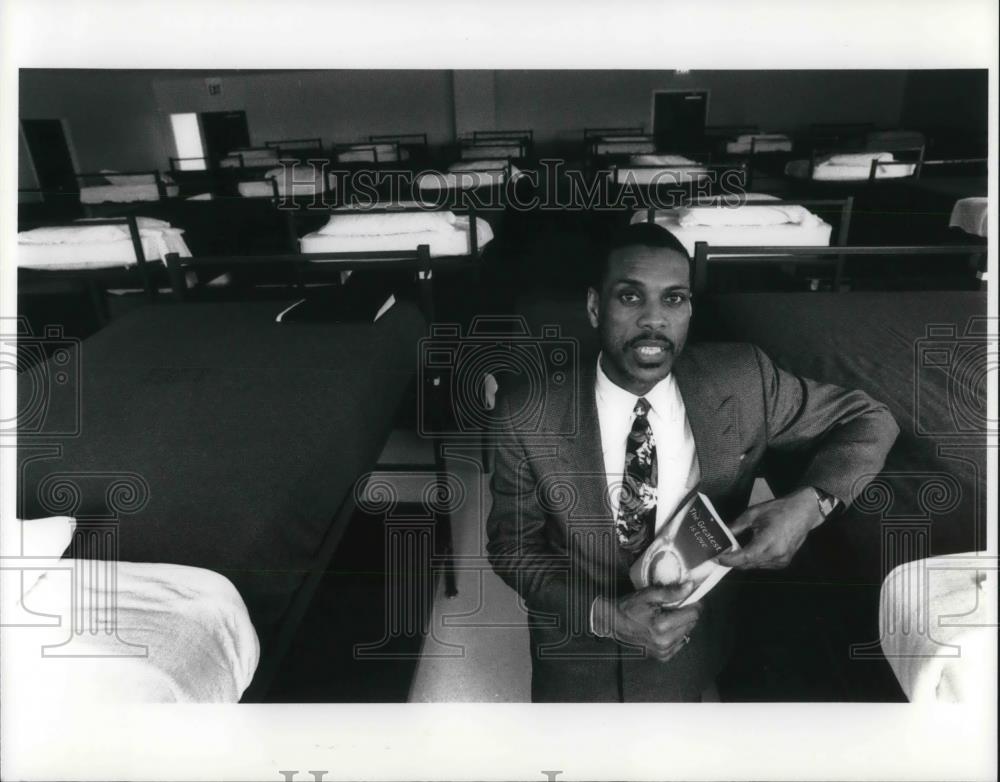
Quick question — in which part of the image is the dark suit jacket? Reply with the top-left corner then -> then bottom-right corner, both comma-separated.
486,341 -> 899,702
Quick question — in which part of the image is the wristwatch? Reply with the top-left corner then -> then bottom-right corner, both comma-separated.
813,487 -> 842,520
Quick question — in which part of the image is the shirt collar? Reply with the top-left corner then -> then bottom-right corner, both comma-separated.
595,352 -> 678,418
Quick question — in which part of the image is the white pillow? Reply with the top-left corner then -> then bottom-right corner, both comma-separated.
824,151 -> 894,166
317,210 -> 457,236
676,204 -> 815,227
630,154 -> 697,166
4,517 -> 76,592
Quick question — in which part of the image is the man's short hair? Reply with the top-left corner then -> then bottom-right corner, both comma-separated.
590,221 -> 692,290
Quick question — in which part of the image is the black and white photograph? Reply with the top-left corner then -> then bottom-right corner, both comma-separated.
1,2 -> 996,780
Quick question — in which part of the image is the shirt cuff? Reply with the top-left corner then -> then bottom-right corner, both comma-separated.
590,596 -> 612,638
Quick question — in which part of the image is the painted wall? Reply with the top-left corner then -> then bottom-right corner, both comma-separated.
19,68 -> 923,186
19,69 -> 172,180
900,69 -> 988,153
494,70 -> 912,149
150,69 -> 455,149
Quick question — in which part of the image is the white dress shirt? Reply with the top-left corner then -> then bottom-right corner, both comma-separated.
590,355 -> 701,636
594,354 -> 700,534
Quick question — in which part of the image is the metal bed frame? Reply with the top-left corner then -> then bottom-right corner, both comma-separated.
75,170 -> 174,202
17,215 -> 165,323
639,195 -> 855,248
369,133 -> 430,162
457,137 -> 530,161
691,242 -> 988,294
605,161 -> 752,203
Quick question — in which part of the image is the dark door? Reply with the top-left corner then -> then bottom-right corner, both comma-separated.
21,119 -> 78,199
653,91 -> 709,152
200,110 -> 250,168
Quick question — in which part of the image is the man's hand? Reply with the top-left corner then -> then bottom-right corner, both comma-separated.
594,583 -> 702,663
716,487 -> 825,570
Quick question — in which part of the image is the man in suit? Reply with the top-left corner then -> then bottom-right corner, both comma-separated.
486,222 -> 899,702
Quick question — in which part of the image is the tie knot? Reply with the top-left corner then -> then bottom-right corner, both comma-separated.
633,397 -> 651,418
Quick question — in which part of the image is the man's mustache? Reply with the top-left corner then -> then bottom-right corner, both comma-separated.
627,334 -> 675,351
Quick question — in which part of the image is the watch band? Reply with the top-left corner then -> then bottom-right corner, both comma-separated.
813,487 -> 841,519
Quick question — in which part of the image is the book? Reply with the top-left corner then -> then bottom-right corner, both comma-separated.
628,489 -> 740,607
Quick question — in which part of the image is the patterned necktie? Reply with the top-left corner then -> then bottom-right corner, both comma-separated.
616,397 -> 658,558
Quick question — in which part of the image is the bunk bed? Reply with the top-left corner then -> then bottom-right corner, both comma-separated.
17,215 -> 192,321
235,163 -> 333,201
335,141 -> 410,164
783,147 -> 925,183
584,128 -> 656,157
695,287 -> 989,699
76,170 -> 179,205
605,160 -> 751,206
16,288 -> 434,701
218,147 -> 284,169
4,516 -> 260,704
366,133 -> 430,166
264,137 -> 326,159
630,195 -> 852,257
458,130 -> 532,161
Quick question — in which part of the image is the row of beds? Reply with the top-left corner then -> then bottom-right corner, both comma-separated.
12,123 -> 991,704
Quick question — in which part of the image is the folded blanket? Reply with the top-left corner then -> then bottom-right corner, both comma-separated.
19,217 -> 179,245
5,559 -> 259,703
677,203 -> 818,228
880,555 -> 997,704
318,209 -> 457,236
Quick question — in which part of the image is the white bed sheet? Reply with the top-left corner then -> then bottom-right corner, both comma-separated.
784,158 -> 916,181
80,184 -> 180,204
18,229 -> 192,270
949,197 -> 988,238
300,215 -> 493,257
631,204 -> 832,256
2,559 -> 259,704
879,554 -> 996,704
237,166 -> 332,198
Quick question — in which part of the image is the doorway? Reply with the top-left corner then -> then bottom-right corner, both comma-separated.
199,110 -> 250,168
21,119 -> 78,198
652,90 -> 709,152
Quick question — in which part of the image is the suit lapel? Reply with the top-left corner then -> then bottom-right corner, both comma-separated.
551,361 -> 626,582
673,349 -> 743,501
